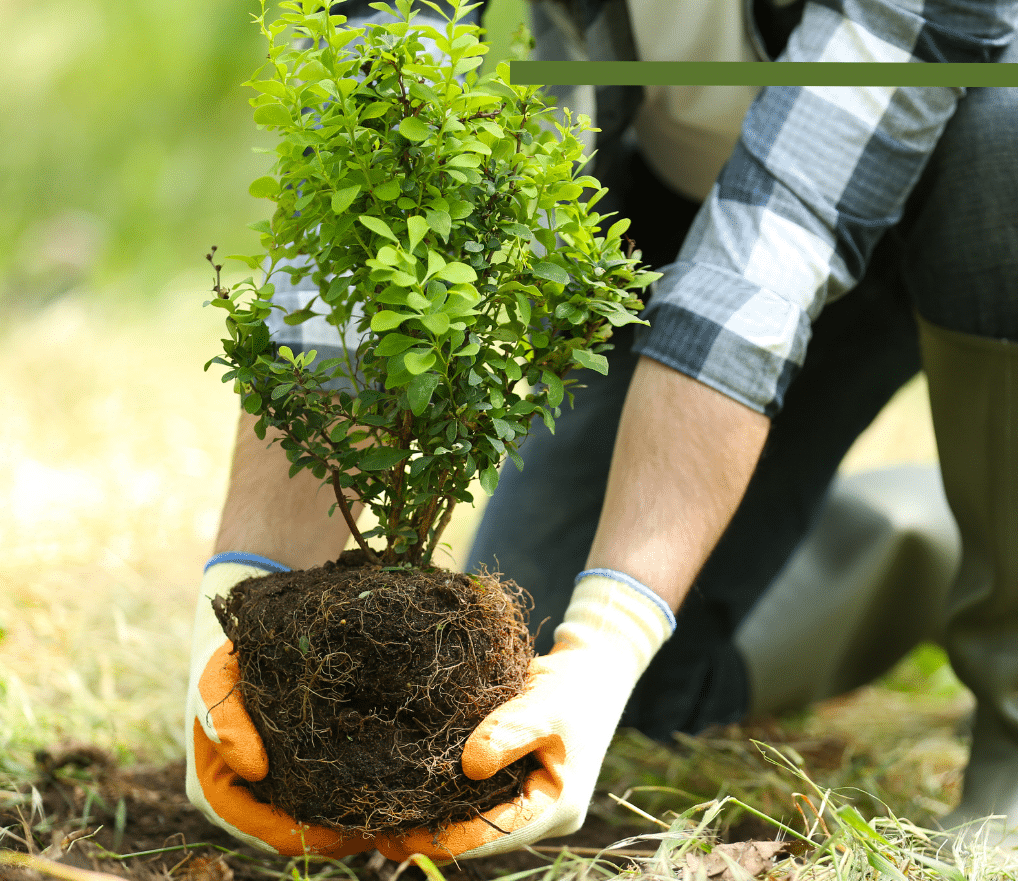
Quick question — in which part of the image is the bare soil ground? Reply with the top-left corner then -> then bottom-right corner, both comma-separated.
0,732 -> 834,881
0,743 -> 682,880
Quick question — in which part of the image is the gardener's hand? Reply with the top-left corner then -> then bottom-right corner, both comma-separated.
376,570 -> 675,862
185,554 -> 376,857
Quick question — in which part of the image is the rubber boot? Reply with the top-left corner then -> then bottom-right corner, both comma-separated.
735,464 -> 959,717
920,316 -> 1018,845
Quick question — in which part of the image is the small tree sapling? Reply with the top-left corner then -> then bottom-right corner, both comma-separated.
207,0 -> 658,568
203,0 -> 660,834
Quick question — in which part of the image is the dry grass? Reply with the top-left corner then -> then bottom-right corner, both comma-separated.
2,283 -> 236,766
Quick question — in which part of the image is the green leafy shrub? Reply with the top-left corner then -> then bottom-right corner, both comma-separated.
207,0 -> 658,567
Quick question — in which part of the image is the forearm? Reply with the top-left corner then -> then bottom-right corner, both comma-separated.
214,410 -> 356,570
585,357 -> 770,611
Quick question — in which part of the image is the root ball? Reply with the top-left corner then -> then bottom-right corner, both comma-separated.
212,552 -> 536,835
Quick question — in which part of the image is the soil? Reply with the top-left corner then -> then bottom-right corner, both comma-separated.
0,745 -> 663,881
211,552 -> 538,835
0,737 -> 811,880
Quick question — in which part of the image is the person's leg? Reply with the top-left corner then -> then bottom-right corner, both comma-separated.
903,74 -> 1018,836
736,464 -> 959,716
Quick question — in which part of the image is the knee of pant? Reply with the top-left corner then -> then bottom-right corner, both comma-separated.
904,85 -> 1018,338
942,83 -> 1018,177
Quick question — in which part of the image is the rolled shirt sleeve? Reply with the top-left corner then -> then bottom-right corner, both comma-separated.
634,0 -> 1018,417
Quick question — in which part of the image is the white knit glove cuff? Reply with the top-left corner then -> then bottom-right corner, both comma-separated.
556,568 -> 676,682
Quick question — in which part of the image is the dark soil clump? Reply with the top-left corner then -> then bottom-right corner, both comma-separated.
212,550 -> 537,835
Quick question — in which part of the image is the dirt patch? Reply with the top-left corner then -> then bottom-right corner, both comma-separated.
211,553 -> 537,835
0,745 -> 666,881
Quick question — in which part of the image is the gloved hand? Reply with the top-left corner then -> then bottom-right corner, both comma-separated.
185,553 -> 376,857
376,569 -> 676,862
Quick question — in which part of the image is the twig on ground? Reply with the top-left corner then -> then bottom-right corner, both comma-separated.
0,848 -> 127,881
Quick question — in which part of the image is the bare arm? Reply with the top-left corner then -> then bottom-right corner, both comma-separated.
585,356 -> 771,611
214,411 -> 357,570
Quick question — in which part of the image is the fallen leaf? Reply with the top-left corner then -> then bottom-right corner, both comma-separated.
184,855 -> 234,881
682,840 -> 792,880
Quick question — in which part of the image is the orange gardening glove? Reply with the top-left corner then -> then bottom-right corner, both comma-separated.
185,553 -> 376,857
375,569 -> 675,862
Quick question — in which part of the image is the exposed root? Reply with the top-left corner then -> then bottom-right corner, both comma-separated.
212,552 -> 536,836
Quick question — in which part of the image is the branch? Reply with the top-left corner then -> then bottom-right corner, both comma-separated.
425,496 -> 458,564
330,470 -> 379,563
385,409 -> 415,557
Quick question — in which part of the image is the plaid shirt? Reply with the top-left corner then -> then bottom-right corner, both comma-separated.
627,0 -> 1018,416
268,0 -> 1018,415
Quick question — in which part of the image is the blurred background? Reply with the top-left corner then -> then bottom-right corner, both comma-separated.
0,0 -> 949,786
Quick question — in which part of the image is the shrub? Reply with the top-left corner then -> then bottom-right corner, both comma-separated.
207,0 -> 658,567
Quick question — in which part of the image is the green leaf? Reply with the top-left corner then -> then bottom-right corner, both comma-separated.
448,152 -> 482,168
374,179 -> 400,201
514,292 -> 532,326
253,103 -> 291,126
479,465 -> 499,496
572,349 -> 609,375
359,214 -> 399,242
406,291 -> 429,310
359,447 -> 411,471
331,184 -> 361,214
360,101 -> 389,121
249,176 -> 279,198
404,348 -> 437,375
426,249 -> 447,279
408,373 -> 441,416
399,116 -> 431,142
282,306 -> 318,326
249,79 -> 288,99
426,209 -> 451,241
532,261 -> 570,285
491,417 -> 514,440
420,313 -> 450,335
453,55 -> 484,76
371,310 -> 408,332
434,262 -> 477,284
503,223 -> 533,241
242,391 -> 263,414
374,333 -> 419,356
375,245 -> 401,267
606,217 -> 632,240
476,78 -> 518,101
542,370 -> 564,408
407,215 -> 429,253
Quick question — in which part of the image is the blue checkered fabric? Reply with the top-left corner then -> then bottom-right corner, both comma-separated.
634,0 -> 1018,417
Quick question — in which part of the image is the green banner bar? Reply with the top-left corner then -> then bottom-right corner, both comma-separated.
509,61 -> 1018,87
